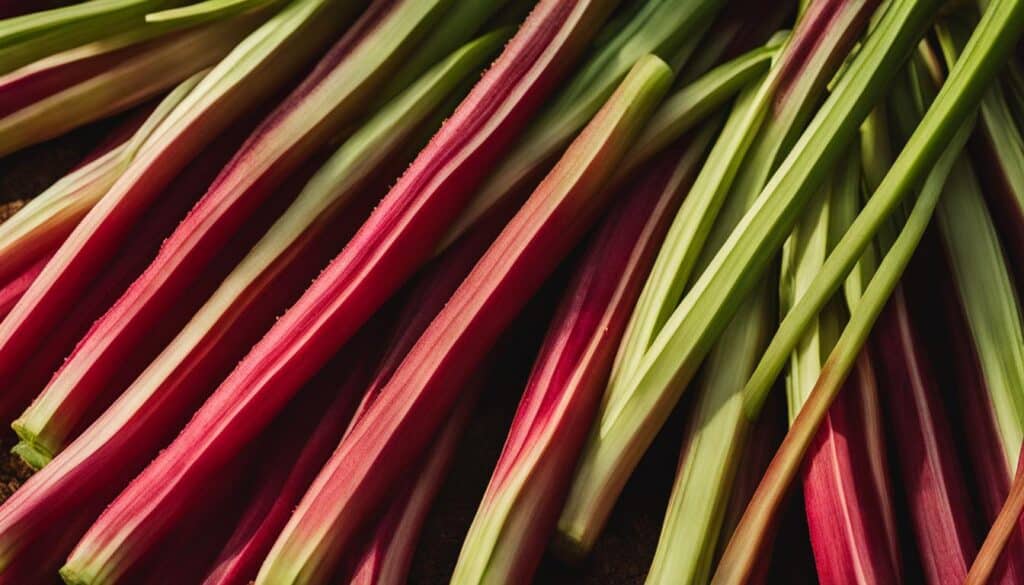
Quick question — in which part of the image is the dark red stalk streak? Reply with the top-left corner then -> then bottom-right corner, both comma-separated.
0,252 -> 47,320
873,286 -> 976,585
939,280 -> 1024,583
801,349 -> 901,583
72,0 -> 614,569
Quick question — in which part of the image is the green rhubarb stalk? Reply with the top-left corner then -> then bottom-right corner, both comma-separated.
713,114 -> 975,585
0,0 -> 182,75
0,13 -> 260,156
739,0 -> 1024,419
714,4 -> 1024,571
561,0 -> 888,554
438,0 -> 727,250
0,71 -> 200,287
146,0 -> 283,26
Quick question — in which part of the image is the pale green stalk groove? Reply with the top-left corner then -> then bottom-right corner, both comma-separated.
146,0 -> 282,25
740,0 -> 1024,419
439,0 -> 726,251
606,81 -> 768,412
561,0 -> 992,554
11,30 -> 503,468
781,177 -> 838,422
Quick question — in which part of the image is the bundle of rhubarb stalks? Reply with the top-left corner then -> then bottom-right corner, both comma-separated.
3,0 -> 1024,583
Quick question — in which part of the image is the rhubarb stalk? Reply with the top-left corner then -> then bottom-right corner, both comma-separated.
60,2 -> 624,583
249,55 -> 673,585
0,0 -> 362,430
453,129 -> 712,585
11,26 -> 504,470
563,0 -> 887,554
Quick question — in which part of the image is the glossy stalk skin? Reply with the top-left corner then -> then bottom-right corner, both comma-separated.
348,395 -> 476,585
454,135 -> 710,585
0,0 -> 361,436
202,349 -> 377,585
62,3 -> 622,584
0,14 -> 260,156
874,285 -> 976,584
562,0 -> 886,554
250,56 -> 672,585
11,28 -> 503,472
440,0 -> 725,248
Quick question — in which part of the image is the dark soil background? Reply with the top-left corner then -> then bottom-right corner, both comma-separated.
0,115 -> 821,584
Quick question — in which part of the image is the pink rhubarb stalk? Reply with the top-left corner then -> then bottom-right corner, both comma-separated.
61,2 -> 622,583
873,286 -> 976,584
968,444 -> 1024,585
0,252 -> 48,320
348,395 -> 476,585
251,56 -> 673,585
201,348 -> 378,585
10,26 -> 503,470
451,136 -> 710,584
0,0 -> 360,431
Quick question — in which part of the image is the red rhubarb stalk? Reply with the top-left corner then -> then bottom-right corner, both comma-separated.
874,286 -> 976,584
0,252 -> 48,320
348,395 -> 476,585
61,2 -> 621,583
0,0 -> 360,424
452,134 -> 711,584
250,56 -> 673,585
202,349 -> 377,585
11,27 -> 504,469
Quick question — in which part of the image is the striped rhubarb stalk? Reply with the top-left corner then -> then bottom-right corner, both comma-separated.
249,55 -> 673,585
10,27 -> 503,470
563,0 -> 885,554
0,77 -> 189,285
454,130 -> 712,584
0,125 -> 308,573
61,2 -> 622,583
201,345 -> 379,585
714,3 -> 1024,579
0,0 -> 360,430
0,253 -> 48,320
0,12 -> 260,156
440,0 -> 726,248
